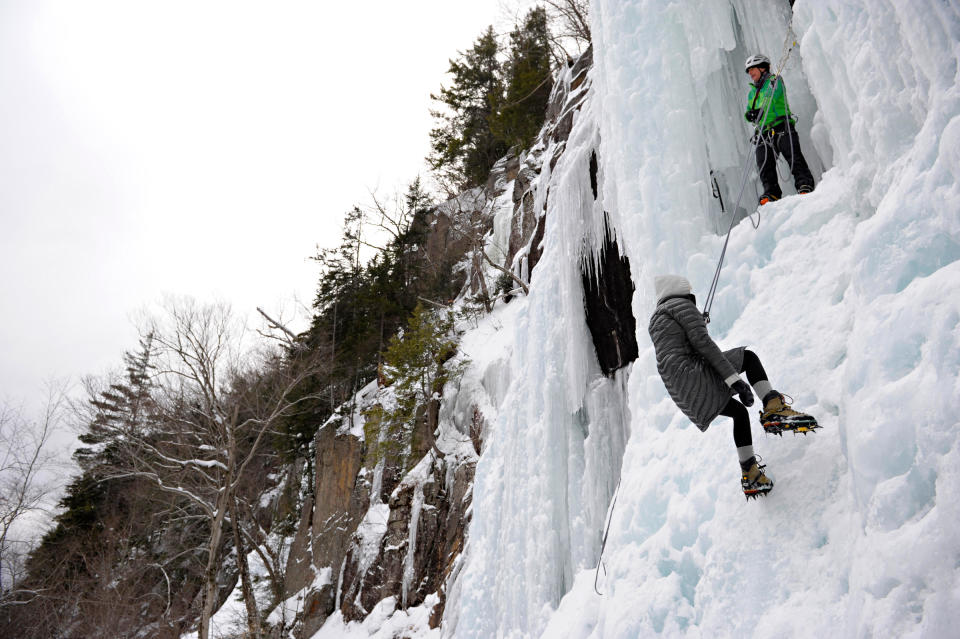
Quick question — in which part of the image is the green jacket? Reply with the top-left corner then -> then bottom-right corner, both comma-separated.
745,72 -> 795,131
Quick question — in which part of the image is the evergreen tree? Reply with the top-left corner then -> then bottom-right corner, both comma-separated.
309,206 -> 370,403
289,183 -> 459,460
75,334 -> 156,469
14,338 -> 185,638
365,303 -> 463,468
403,177 -> 433,217
489,7 -> 554,151
428,27 -> 508,188
383,303 -> 459,417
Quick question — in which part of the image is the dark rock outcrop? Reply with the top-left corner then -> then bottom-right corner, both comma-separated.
281,420 -> 367,637
505,46 -> 594,283
337,452 -> 474,623
280,404 -> 475,637
582,148 -> 638,375
581,215 -> 638,376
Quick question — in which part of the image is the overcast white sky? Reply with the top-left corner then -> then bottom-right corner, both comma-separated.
1,0 -> 532,417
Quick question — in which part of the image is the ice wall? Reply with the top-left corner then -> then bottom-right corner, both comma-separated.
556,0 -> 960,636
445,59 -> 632,637
450,0 -> 960,637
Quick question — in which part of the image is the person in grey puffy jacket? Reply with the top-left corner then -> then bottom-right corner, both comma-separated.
648,275 -> 817,498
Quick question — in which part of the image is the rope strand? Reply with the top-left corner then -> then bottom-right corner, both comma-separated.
593,474 -> 622,596
703,23 -> 798,323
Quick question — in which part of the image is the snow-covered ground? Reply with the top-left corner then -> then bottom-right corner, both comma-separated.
442,0 -> 960,637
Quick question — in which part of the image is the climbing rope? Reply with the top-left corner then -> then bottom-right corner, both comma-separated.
703,23 -> 799,324
593,474 -> 622,596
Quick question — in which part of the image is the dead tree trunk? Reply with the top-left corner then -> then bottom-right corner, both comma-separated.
231,494 -> 261,639
472,246 -> 493,312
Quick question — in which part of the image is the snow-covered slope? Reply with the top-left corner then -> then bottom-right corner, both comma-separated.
447,1 -> 960,637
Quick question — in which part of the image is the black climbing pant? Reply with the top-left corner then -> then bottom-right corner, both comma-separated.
740,349 -> 768,386
755,122 -> 814,199
718,349 -> 770,448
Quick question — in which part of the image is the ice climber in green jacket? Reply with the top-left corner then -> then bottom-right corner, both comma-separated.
744,53 -> 815,205
648,275 -> 819,499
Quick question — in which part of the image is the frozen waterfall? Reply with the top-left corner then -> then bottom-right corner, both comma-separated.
448,1 -> 960,637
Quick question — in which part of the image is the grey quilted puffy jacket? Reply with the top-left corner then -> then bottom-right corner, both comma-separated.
648,295 -> 744,431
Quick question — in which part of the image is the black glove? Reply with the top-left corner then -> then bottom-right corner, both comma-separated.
732,379 -> 754,407
746,108 -> 760,122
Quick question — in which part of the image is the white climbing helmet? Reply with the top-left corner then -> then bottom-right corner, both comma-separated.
744,53 -> 770,72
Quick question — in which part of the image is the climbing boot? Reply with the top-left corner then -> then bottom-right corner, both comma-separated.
797,184 -> 814,194
741,456 -> 773,499
760,392 -> 819,435
758,194 -> 780,206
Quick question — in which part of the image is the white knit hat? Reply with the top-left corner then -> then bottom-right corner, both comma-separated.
653,274 -> 692,302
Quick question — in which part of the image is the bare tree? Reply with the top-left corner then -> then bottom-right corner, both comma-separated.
353,178 -> 432,256
493,1 -> 590,74
440,185 -> 530,311
94,297 -> 325,639
0,385 -> 64,602
542,0 -> 591,51
229,492 -> 260,639
364,189 -> 412,249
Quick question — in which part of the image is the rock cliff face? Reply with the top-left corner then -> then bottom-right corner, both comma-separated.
282,423 -> 366,637
581,148 -> 638,376
278,44 -> 634,636
581,216 -> 638,376
280,403 -> 476,637
506,47 -> 595,280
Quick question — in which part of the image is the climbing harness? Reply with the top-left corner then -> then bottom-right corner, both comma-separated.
593,475 -> 622,596
702,24 -> 798,324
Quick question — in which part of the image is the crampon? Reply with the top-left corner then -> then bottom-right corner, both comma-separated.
743,486 -> 772,501
760,393 -> 820,436
741,457 -> 773,501
762,417 -> 821,436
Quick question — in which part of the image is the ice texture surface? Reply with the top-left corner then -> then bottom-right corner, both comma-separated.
446,1 -> 960,638
305,1 -> 960,637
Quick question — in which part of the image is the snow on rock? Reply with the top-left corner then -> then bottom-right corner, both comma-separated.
444,0 -> 960,638
356,503 -> 391,577
268,566 -> 334,628
310,595 -> 442,639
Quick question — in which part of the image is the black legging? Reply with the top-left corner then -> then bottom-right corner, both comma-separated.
755,122 -> 814,199
719,350 -> 768,448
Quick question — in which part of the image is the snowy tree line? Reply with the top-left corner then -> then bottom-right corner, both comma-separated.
0,3 -> 590,637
